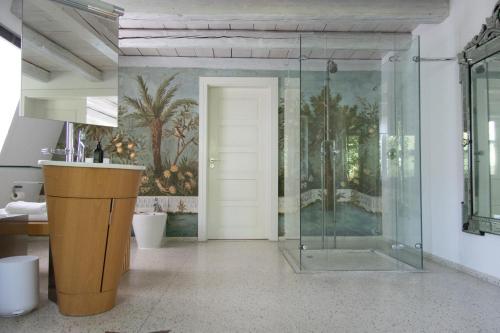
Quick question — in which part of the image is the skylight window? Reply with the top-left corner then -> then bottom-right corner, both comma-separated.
0,34 -> 21,154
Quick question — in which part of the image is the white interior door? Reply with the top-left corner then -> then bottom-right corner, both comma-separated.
207,87 -> 267,239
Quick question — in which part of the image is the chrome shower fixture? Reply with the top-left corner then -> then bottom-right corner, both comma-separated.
327,59 -> 338,74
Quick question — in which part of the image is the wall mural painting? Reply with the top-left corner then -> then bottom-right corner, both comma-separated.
123,74 -> 198,196
74,73 -> 199,197
300,86 -> 381,198
72,68 -> 381,213
298,83 -> 382,237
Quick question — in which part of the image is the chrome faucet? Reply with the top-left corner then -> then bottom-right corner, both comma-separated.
76,130 -> 86,162
41,122 -> 88,162
153,197 -> 163,213
41,147 -> 68,156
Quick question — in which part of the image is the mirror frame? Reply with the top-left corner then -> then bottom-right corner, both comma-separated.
459,1 -> 500,236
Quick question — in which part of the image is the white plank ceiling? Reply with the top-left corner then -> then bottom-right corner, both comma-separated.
16,0 -> 451,67
115,0 -> 450,61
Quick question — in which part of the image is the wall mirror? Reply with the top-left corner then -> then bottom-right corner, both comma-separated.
460,2 -> 500,235
19,0 -> 123,127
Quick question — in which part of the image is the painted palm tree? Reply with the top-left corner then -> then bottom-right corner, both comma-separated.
123,74 -> 197,176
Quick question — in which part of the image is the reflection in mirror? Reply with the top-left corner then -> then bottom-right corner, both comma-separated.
471,53 -> 500,219
460,1 -> 500,235
19,0 -> 121,127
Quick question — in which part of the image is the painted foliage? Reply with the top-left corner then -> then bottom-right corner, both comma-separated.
300,86 -> 381,197
123,74 -> 198,196
74,68 -> 381,200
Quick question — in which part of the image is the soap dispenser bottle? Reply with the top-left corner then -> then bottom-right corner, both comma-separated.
93,141 -> 104,163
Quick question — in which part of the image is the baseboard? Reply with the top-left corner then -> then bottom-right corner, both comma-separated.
28,221 -> 49,236
424,251 -> 500,288
166,237 -> 198,242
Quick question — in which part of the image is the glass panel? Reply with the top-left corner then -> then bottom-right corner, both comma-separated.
471,52 -> 500,219
393,37 -> 423,269
279,37 -> 301,269
380,45 -> 399,270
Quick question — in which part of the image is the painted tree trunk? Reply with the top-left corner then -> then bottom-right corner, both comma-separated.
151,120 -> 163,176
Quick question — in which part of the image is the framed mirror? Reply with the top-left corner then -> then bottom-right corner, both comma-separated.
460,2 -> 500,235
19,0 -> 123,127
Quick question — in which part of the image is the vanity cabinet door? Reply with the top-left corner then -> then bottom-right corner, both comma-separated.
48,197 -> 111,294
101,198 -> 136,291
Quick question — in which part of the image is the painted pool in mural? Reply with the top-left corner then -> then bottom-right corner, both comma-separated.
299,202 -> 380,236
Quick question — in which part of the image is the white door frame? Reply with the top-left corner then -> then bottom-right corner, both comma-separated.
198,77 -> 279,241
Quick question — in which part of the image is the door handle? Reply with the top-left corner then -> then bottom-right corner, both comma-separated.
387,148 -> 397,160
209,157 -> 220,168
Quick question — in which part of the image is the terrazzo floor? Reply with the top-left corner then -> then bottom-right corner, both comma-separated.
2,237 -> 500,332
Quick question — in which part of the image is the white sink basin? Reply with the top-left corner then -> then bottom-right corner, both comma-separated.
132,212 -> 167,249
38,160 -> 145,171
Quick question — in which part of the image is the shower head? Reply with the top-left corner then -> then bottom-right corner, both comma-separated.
327,59 -> 338,74
475,64 -> 485,74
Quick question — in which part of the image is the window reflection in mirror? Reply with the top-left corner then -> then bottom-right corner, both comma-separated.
471,53 -> 500,219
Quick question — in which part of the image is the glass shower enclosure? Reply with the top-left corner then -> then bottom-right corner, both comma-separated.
280,34 -> 422,271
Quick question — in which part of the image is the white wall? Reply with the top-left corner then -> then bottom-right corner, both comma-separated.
0,110 -> 63,206
414,0 -> 500,279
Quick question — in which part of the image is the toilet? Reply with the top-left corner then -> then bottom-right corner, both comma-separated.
132,212 -> 167,249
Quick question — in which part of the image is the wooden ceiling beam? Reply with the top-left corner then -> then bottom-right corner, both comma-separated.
112,0 -> 449,25
25,0 -> 120,63
119,55 -> 381,71
22,61 -> 51,82
119,30 -> 412,51
23,26 -> 103,81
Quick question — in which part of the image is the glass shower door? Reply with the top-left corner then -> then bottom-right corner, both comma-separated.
323,59 -> 392,271
298,36 -> 331,269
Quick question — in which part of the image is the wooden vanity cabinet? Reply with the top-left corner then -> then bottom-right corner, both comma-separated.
42,164 -> 142,316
